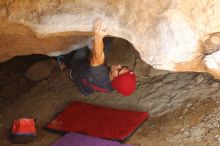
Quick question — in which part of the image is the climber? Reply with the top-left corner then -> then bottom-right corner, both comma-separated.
57,18 -> 136,96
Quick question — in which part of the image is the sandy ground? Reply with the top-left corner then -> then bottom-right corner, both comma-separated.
1,55 -> 220,146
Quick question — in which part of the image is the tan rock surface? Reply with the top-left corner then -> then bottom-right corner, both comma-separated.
0,0 -> 220,77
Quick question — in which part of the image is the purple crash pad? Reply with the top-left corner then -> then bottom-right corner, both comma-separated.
52,132 -> 133,146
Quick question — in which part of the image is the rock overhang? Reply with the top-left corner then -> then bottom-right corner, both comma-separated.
0,0 -> 220,78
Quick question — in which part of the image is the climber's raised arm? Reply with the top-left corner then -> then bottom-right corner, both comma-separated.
90,18 -> 107,66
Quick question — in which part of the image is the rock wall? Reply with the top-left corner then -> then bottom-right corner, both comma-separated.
0,0 -> 220,78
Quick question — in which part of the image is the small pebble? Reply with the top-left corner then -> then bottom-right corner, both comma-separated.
180,128 -> 185,132
186,102 -> 193,108
183,109 -> 188,114
215,135 -> 220,141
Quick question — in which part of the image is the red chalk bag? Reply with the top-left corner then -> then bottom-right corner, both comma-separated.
11,118 -> 36,144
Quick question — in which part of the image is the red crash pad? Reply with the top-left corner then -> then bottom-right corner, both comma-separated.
46,101 -> 148,141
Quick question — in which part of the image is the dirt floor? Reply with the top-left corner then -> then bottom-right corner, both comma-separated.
1,55 -> 220,146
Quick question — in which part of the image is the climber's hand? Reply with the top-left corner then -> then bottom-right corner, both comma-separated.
93,18 -> 108,39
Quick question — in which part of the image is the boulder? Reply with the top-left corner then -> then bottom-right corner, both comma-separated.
0,0 -> 220,78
